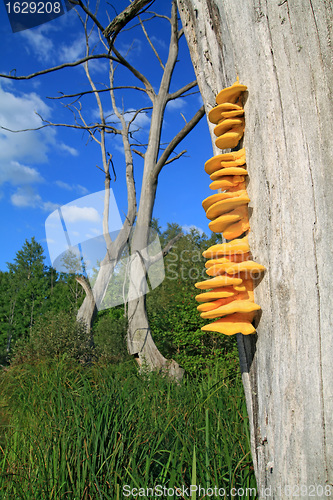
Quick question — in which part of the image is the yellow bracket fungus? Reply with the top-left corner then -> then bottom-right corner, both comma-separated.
222,217 -> 250,240
224,261 -> 266,275
195,276 -> 243,290
204,253 -> 250,268
200,300 -> 260,320
195,287 -> 237,302
208,213 -> 241,234
202,190 -> 248,212
206,194 -> 250,220
195,80 -> 265,336
208,102 -> 244,124
204,148 -> 246,175
209,166 -> 248,180
202,236 -> 250,259
209,175 -> 245,191
201,314 -> 256,336
215,79 -> 247,105
215,126 -> 245,150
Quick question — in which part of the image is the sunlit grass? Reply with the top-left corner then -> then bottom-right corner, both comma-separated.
0,359 -> 256,499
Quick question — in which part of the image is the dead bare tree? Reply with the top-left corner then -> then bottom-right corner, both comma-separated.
0,0 -> 204,379
177,0 -> 333,491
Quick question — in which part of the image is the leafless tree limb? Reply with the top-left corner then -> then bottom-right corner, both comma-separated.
154,105 -> 205,178
148,231 -> 183,265
164,150 -> 186,166
161,231 -> 183,257
139,16 -> 165,70
0,54 -> 116,81
132,149 -> 145,159
168,80 -> 198,100
0,122 -> 121,134
47,86 -> 147,100
69,0 -> 105,33
127,107 -> 151,129
103,0 -> 154,39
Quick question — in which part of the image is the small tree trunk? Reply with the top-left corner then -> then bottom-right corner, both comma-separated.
178,0 -> 333,495
127,202 -> 184,380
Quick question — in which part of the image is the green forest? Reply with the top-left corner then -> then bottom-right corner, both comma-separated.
0,224 -> 257,499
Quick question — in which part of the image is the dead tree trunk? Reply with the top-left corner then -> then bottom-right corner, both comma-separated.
178,0 -> 333,496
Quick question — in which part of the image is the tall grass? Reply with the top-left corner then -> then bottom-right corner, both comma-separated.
0,360 -> 256,499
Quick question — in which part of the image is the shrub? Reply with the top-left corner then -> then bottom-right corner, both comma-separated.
11,311 -> 94,365
93,307 -> 130,364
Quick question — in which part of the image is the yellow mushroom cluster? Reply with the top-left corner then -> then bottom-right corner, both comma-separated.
195,80 -> 265,336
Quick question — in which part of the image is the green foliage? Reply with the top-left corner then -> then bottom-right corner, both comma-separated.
0,239 -> 85,363
0,238 -> 52,360
0,360 -> 257,499
11,311 -> 94,365
93,307 -> 131,364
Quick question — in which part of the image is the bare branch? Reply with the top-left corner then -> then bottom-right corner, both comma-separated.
127,107 -> 152,129
132,149 -> 145,159
0,54 -> 115,81
103,0 -> 154,39
145,11 -> 171,22
163,150 -> 186,166
139,16 -> 165,70
168,80 -> 198,101
158,0 -> 179,96
180,113 -> 187,124
69,0 -> 105,33
0,122 -> 121,134
161,231 -> 184,257
154,105 -> 205,178
148,231 -> 183,265
47,86 -> 147,100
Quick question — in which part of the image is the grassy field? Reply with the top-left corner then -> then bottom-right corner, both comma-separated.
0,359 -> 257,499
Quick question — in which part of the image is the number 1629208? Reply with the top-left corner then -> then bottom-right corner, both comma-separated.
5,1 -> 61,14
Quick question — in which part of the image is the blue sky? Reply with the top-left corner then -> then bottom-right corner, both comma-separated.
0,0 -> 214,271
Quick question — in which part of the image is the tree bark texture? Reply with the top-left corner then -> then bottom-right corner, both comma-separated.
177,0 -> 333,496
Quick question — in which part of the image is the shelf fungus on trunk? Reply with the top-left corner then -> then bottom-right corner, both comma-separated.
195,80 -> 265,336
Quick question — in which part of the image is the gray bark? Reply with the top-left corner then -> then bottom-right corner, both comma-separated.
178,0 -> 333,496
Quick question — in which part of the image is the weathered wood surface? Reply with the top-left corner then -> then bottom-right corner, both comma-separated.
177,0 -> 333,496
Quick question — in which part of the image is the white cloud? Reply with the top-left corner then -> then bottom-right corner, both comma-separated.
0,161 -> 43,186
58,143 -> 79,156
55,180 -> 89,195
126,109 -> 150,130
167,98 -> 187,111
19,24 -> 56,63
11,186 -> 42,208
55,180 -> 72,190
182,224 -> 204,235
43,201 -> 60,212
76,184 -> 89,195
9,186 -> 59,212
60,205 -> 100,223
0,83 -> 54,166
150,36 -> 167,50
58,36 -> 86,63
